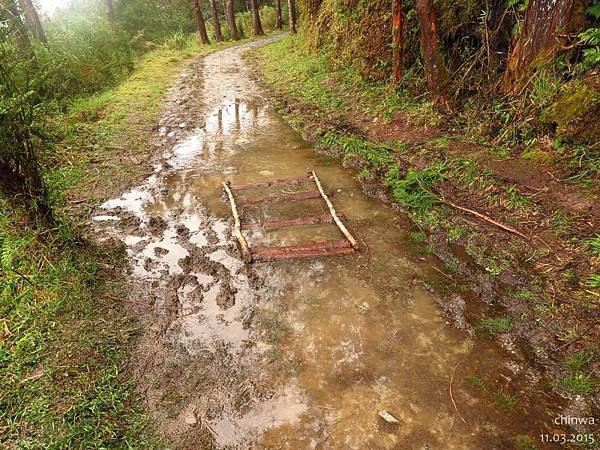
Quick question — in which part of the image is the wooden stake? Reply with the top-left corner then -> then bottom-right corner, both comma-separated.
222,182 -> 252,263
311,171 -> 359,250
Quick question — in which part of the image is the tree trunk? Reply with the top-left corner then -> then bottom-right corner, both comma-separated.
275,0 -> 282,29
392,0 -> 403,82
249,0 -> 264,36
17,0 -> 46,43
225,0 -> 240,40
503,0 -> 589,94
287,0 -> 296,34
193,0 -> 210,45
415,0 -> 448,104
487,0 -> 513,71
209,0 -> 223,42
105,0 -> 115,24
0,0 -> 33,54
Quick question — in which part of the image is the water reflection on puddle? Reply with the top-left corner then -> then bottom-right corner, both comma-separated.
91,40 -> 565,448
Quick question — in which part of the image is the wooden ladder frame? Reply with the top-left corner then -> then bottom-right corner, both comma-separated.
222,171 -> 359,262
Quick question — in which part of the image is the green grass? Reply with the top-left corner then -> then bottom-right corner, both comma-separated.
320,131 -> 398,168
587,273 -> 600,288
1,36 -> 259,448
0,211 -> 159,448
464,375 -> 518,409
492,388 -> 518,408
475,316 -> 512,336
558,373 -> 596,395
385,163 -> 447,214
563,351 -> 594,371
584,234 -> 600,257
517,435 -> 538,450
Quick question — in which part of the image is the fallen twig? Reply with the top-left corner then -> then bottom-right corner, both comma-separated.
440,197 -> 528,240
449,362 -> 467,424
223,181 -> 252,263
312,170 -> 359,250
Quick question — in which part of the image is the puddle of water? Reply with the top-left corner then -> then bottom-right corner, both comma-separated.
93,38 -> 572,449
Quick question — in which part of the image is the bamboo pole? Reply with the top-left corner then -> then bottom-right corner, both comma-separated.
222,182 -> 252,263
311,171 -> 359,250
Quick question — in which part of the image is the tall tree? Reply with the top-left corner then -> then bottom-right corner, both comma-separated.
0,0 -> 32,54
208,0 -> 223,42
287,0 -> 296,33
275,0 -> 282,29
503,0 -> 589,93
193,0 -> 210,45
225,0 -> 240,40
249,0 -> 264,35
105,0 -> 115,24
392,0 -> 403,82
16,0 -> 46,43
415,0 -> 448,104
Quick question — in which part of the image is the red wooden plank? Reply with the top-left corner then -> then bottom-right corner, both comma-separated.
230,175 -> 313,190
241,213 -> 345,230
253,246 -> 354,261
239,190 -> 322,206
253,239 -> 351,255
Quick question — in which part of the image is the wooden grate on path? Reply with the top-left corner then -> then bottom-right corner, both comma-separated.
222,171 -> 359,262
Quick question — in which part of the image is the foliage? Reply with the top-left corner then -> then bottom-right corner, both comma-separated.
385,163 -> 447,214
475,316 -> 513,335
39,18 -> 134,98
237,6 -> 281,37
0,45 -> 51,222
321,131 -> 397,167
579,28 -> 600,69
559,373 -> 597,395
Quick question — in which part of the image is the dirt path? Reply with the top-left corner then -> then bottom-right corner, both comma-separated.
94,36 -> 580,449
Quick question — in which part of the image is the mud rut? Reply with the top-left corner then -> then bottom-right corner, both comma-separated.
94,37 -> 571,449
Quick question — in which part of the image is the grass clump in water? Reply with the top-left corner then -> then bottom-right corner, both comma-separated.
474,316 -> 512,336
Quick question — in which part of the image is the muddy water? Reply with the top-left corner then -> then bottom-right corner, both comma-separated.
95,37 -> 571,449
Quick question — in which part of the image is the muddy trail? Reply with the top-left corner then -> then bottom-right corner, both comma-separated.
93,36 -> 576,449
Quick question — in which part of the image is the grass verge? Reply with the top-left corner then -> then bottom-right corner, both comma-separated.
252,36 -> 600,404
2,35 -> 250,447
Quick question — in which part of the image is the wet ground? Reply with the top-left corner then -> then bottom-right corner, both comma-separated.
94,36 -> 581,449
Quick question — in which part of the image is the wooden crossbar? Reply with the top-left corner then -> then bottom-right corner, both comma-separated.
241,213 -> 345,230
239,190 -> 322,206
253,239 -> 351,255
230,175 -> 313,190
253,246 -> 354,261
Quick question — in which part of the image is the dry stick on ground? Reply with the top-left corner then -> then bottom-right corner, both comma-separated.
439,197 -> 529,240
311,170 -> 360,250
222,182 -> 252,263
449,362 -> 467,424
